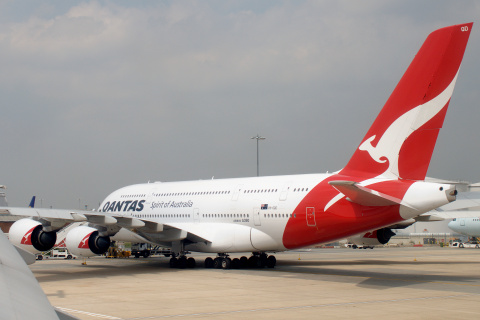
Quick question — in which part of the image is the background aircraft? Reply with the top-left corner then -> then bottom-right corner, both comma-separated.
449,217 -> 480,237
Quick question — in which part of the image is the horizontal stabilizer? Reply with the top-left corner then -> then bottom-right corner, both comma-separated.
328,181 -> 404,207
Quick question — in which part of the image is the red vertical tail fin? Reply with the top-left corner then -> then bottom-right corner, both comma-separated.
341,23 -> 473,180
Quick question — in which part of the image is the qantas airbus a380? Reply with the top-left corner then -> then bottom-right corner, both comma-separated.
3,23 -> 473,269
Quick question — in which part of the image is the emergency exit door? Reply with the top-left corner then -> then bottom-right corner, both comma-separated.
306,207 -> 316,227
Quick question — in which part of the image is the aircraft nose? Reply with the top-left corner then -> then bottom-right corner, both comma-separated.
448,220 -> 460,232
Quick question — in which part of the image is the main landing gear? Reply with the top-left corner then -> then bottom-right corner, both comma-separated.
204,252 -> 276,270
169,253 -> 196,269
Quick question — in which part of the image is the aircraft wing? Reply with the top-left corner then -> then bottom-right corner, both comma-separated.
0,229 -> 79,320
426,210 -> 480,219
1,206 -> 211,244
434,191 -> 480,211
419,192 -> 480,220
0,206 -> 145,229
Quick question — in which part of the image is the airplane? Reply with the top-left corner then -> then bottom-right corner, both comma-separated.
1,22 -> 474,269
448,217 -> 480,237
28,195 -> 36,208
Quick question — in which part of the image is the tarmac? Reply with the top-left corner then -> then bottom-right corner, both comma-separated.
31,247 -> 480,320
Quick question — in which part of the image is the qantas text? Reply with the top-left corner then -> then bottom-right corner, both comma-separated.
102,200 -> 145,212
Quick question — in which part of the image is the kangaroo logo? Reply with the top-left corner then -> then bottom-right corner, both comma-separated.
78,232 -> 93,249
359,73 -> 458,179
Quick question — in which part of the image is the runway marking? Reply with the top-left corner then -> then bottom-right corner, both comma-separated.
123,293 -> 480,319
56,307 -> 121,319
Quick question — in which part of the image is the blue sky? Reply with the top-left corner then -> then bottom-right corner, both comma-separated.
0,1 -> 479,208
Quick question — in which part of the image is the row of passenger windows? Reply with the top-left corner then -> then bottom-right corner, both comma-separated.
133,213 -> 293,219
153,191 -> 231,197
121,194 -> 146,198
202,213 -> 249,218
244,189 -> 278,193
134,213 -> 191,219
264,213 -> 292,218
120,186 -> 309,199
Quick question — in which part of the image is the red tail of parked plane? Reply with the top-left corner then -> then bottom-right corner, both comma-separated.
342,23 -> 473,180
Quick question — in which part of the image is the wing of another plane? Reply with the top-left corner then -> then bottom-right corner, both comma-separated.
0,229 -> 79,320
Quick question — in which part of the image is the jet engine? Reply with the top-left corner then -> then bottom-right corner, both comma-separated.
349,228 -> 396,247
65,225 -> 111,257
9,218 -> 57,253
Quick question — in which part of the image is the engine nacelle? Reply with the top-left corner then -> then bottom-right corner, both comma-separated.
9,218 -> 57,254
65,226 -> 111,257
349,228 -> 396,247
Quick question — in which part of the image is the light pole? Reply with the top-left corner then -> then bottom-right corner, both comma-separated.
251,134 -> 266,176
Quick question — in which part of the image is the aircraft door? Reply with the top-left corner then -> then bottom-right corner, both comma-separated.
306,207 -> 316,227
279,182 -> 291,201
193,208 -> 200,223
253,208 -> 261,226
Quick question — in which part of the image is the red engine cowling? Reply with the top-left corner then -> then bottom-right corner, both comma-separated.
65,226 -> 111,257
349,228 -> 396,247
9,218 -> 57,254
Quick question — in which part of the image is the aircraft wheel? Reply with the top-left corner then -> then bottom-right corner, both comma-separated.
239,256 -> 248,268
187,257 -> 196,268
214,257 -> 223,269
259,253 -> 267,268
222,258 -> 232,269
178,256 -> 187,269
204,257 -> 214,268
231,258 -> 240,269
248,256 -> 258,268
169,257 -> 178,268
266,255 -> 276,268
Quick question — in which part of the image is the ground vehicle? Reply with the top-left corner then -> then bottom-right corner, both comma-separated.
131,243 -> 173,258
451,242 -> 480,248
36,248 -> 77,260
345,243 -> 374,249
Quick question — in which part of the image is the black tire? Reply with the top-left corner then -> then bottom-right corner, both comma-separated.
231,258 -> 240,269
222,258 -> 232,269
248,256 -> 258,268
37,255 -> 43,261
239,256 -> 248,268
143,251 -> 150,258
266,255 -> 276,268
459,244 -> 464,248
214,257 -> 222,269
134,253 -> 140,258
169,257 -> 178,268
177,256 -> 187,269
67,255 -> 72,259
187,257 -> 196,268
204,257 -> 214,268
